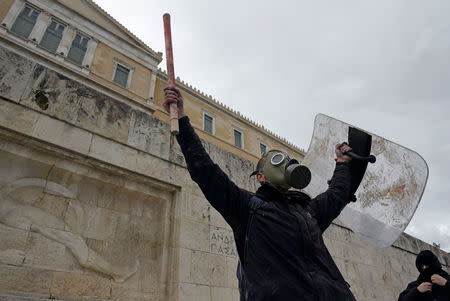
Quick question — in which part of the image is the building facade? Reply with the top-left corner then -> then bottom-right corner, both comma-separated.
0,1 -> 448,300
0,0 -> 304,163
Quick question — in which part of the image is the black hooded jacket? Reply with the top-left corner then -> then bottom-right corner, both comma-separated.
176,116 -> 356,300
398,250 -> 450,301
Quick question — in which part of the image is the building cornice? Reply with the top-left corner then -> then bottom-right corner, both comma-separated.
156,69 -> 305,155
84,0 -> 163,62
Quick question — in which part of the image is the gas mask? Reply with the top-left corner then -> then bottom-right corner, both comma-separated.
251,150 -> 311,190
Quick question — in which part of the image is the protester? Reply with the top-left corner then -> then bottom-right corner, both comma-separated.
164,87 -> 356,300
398,250 -> 450,301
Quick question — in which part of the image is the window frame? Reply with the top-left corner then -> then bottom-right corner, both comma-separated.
202,110 -> 215,135
232,126 -> 244,149
67,31 -> 90,65
39,18 -> 66,53
112,60 -> 134,89
10,4 -> 41,39
258,140 -> 268,156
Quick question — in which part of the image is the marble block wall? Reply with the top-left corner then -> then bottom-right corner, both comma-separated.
0,42 -> 448,301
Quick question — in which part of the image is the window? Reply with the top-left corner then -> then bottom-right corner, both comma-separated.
259,142 -> 267,156
67,33 -> 89,65
39,19 -> 65,52
11,5 -> 40,38
234,129 -> 243,149
113,64 -> 130,88
203,113 -> 214,135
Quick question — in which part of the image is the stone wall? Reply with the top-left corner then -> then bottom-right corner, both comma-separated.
0,41 -> 448,301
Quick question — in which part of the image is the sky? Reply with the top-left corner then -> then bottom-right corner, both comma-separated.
94,0 -> 450,252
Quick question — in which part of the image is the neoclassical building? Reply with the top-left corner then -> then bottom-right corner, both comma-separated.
0,1 -> 448,300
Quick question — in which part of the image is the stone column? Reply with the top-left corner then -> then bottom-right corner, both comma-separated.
56,25 -> 76,56
29,11 -> 51,43
81,37 -> 98,68
1,0 -> 25,28
148,72 -> 157,103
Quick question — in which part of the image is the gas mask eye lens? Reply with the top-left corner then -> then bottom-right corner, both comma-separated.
270,153 -> 285,166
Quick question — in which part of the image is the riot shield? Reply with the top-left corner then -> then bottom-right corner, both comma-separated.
302,114 -> 428,248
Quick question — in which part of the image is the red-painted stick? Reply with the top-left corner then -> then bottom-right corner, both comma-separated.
163,13 -> 179,134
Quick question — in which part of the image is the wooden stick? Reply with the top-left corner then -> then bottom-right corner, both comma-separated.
163,13 -> 179,134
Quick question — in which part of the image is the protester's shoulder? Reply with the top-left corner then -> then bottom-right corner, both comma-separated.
245,190 -> 259,201
227,188 -> 254,204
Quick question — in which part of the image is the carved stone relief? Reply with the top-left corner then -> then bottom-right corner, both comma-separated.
0,146 -> 170,287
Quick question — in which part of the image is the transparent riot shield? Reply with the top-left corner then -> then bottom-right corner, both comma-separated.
302,114 -> 428,248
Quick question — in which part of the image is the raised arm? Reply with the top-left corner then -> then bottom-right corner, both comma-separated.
309,143 -> 352,232
164,88 -> 251,226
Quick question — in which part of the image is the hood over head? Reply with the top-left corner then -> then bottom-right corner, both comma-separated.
415,250 -> 445,284
415,250 -> 442,273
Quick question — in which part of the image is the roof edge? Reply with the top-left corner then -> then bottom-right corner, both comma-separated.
86,0 -> 163,63
156,69 -> 306,155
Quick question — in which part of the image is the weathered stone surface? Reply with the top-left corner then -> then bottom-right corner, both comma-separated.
209,253 -> 227,287
211,286 -> 239,301
0,265 -> 52,294
138,260 -> 160,293
0,100 -> 39,136
70,175 -> 148,216
179,219 -> 209,252
0,133 -> 174,297
189,251 -> 228,287
22,65 -> 83,123
226,256 -> 239,289
0,290 -> 55,301
115,214 -> 163,245
33,193 -> 70,221
65,199 -> 121,241
0,224 -> 28,254
51,271 -> 111,298
85,238 -> 140,287
177,247 -> 192,283
89,134 -> 138,172
31,114 -> 92,155
0,46 -> 35,102
111,283 -> 161,301
209,207 -> 228,229
0,249 -> 25,266
0,148 -> 55,185
97,187 -> 146,216
127,109 -> 170,159
190,250 -> 210,285
183,194 -> 210,224
176,283 -> 210,301
134,150 -> 180,186
23,232 -> 82,272
19,64 -> 133,145
168,134 -> 185,166
76,92 -> 132,144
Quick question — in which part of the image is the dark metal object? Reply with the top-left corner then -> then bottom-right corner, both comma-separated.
345,147 -> 376,163
346,127 -> 374,199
